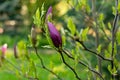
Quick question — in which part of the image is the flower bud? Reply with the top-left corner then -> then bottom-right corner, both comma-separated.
14,44 -> 18,58
46,6 -> 52,22
31,25 -> 37,47
47,22 -> 62,48
1,43 -> 7,60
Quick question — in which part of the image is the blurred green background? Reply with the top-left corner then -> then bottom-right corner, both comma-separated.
0,0 -> 117,80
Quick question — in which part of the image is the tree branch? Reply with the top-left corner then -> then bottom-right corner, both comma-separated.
58,50 -> 81,80
34,47 -> 62,80
62,49 -> 104,80
76,40 -> 112,62
111,0 -> 119,79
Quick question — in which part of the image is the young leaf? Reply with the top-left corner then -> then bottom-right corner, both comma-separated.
108,65 -> 112,74
112,6 -> 116,15
33,8 -> 41,27
17,40 -> 27,57
61,27 -> 66,46
116,32 -> 120,45
104,50 -> 111,58
41,45 -> 52,49
108,42 -> 112,53
118,2 -> 120,14
41,3 -> 46,19
81,27 -> 89,41
107,22 -> 112,30
97,44 -> 102,53
98,13 -> 104,22
67,18 -> 76,35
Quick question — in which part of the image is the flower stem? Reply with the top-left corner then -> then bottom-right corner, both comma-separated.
58,50 -> 81,80
34,47 -> 62,80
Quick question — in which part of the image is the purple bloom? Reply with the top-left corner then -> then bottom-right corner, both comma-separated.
47,22 -> 62,48
1,43 -> 7,55
46,6 -> 52,21
0,43 -> 7,60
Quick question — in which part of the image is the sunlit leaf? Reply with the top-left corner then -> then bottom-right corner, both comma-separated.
108,64 -> 117,74
104,50 -> 111,58
41,3 -> 46,19
108,22 -> 112,30
118,2 -> 120,14
61,27 -> 66,46
97,44 -> 102,53
116,32 -> 120,45
81,27 -> 89,41
67,18 -> 76,35
98,13 -> 104,21
112,6 -> 116,15
41,45 -> 52,49
33,8 -> 41,27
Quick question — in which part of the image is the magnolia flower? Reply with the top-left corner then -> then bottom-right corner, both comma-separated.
0,43 -> 7,60
46,6 -> 52,22
1,43 -> 7,54
47,22 -> 62,48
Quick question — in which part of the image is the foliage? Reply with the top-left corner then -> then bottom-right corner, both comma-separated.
0,0 -> 120,80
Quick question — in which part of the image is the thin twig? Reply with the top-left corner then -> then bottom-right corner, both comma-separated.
111,0 -> 119,79
62,49 -> 104,80
5,57 -> 39,80
76,40 -> 112,62
34,47 -> 62,80
5,58 -> 21,71
58,50 -> 81,80
92,0 -> 102,76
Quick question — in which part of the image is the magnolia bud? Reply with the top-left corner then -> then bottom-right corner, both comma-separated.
46,6 -> 52,22
1,43 -> 7,60
31,25 -> 37,47
14,44 -> 18,58
47,22 -> 62,48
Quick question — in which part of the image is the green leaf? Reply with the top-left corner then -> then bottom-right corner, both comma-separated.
97,44 -> 102,53
116,32 -> 120,45
108,65 -> 112,74
61,27 -> 66,46
108,64 -> 117,74
80,27 -> 89,41
104,50 -> 111,58
108,42 -> 117,57
118,2 -> 120,14
98,13 -> 104,21
99,21 -> 105,29
108,42 -> 112,53
53,64 -> 65,73
17,40 -> 26,50
86,4 -> 90,13
17,40 -> 27,57
95,65 -> 99,72
74,53 -> 79,69
107,22 -> 112,29
112,6 -> 116,15
33,8 -> 41,27
28,60 -> 37,77
41,45 -> 52,49
62,35 -> 66,46
67,18 -> 76,35
40,3 -> 46,19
